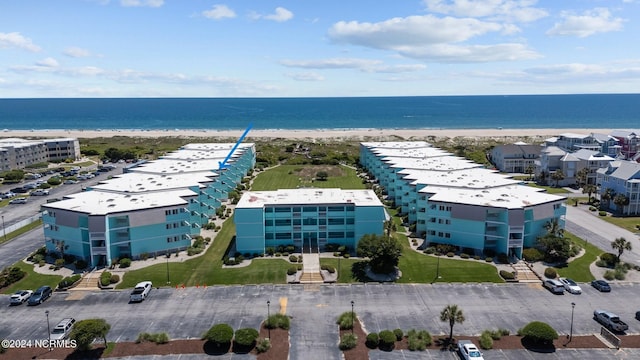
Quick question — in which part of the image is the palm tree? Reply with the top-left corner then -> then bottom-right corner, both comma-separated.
601,188 -> 615,210
544,218 -> 564,238
613,193 -> 630,215
550,170 -> 565,188
440,304 -> 465,345
582,184 -> 597,203
384,219 -> 397,239
576,168 -> 589,188
611,237 -> 632,263
525,164 -> 535,181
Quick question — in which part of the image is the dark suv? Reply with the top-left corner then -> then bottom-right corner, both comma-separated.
28,285 -> 52,305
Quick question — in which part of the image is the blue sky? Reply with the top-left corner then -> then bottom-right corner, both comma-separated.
1,0 -> 639,97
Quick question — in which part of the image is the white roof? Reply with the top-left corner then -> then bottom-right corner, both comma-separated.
384,155 -> 481,171
90,172 -> 218,193
425,184 -> 564,208
163,143 -> 253,160
129,158 -> 225,174
236,188 -> 383,208
402,168 -> 519,189
44,188 -> 194,214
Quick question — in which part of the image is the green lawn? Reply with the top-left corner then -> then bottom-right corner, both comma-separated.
1,261 -> 63,294
320,257 -> 364,283
597,215 -> 640,233
552,231 -> 602,282
251,165 -> 365,191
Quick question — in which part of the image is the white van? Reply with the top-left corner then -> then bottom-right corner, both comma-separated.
50,318 -> 76,340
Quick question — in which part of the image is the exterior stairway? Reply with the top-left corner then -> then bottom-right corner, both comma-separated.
69,270 -> 102,290
300,253 -> 323,284
511,261 -> 540,283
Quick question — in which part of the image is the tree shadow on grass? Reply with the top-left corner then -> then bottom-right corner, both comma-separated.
64,348 -> 105,360
351,261 -> 374,282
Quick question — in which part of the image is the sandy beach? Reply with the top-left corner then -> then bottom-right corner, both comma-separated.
1,128 -> 615,140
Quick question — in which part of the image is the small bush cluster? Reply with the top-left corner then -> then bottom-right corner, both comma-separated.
234,328 -> 259,351
484,257 -> 493,263
119,258 -> 131,268
320,264 -> 336,273
522,247 -> 544,262
339,333 -> 358,350
202,323 -> 234,348
479,331 -> 493,349
255,338 -> 271,353
0,266 -> 26,288
519,321 -> 558,344
597,253 -> 618,268
544,267 -> 557,279
58,274 -> 81,289
499,270 -> 516,280
136,332 -> 170,344
265,313 -> 290,330
378,330 -> 396,351
337,311 -> 356,330
287,266 -> 299,276
223,254 -> 245,266
406,329 -> 432,351
366,333 -> 379,348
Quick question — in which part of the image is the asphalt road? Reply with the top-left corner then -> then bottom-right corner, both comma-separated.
2,283 -> 640,359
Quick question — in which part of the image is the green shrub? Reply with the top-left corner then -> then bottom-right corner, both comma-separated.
598,211 -> 607,216
423,247 -> 435,254
136,332 -> 170,344
544,267 -> 557,279
479,331 -> 494,349
614,269 -> 626,280
100,271 -> 112,286
522,248 -> 544,262
460,253 -> 470,259
265,314 -> 290,330
287,266 -> 298,276
406,329 -> 431,351
58,274 -> 81,289
203,324 -> 234,348
119,258 -> 131,268
473,255 -> 481,260
55,258 -> 65,268
110,274 -> 120,284
321,264 -> 336,273
234,328 -> 259,348
498,328 -> 510,336
599,253 -> 618,267
339,333 -> 358,350
378,330 -> 396,350
393,328 -> 403,341
255,338 -> 271,353
484,257 -> 493,263
289,255 -> 298,262
499,270 -> 516,280
520,321 -> 558,344
343,253 -> 350,259
603,270 -> 615,280
446,252 -> 455,257
337,311 -> 356,330
365,333 -> 379,349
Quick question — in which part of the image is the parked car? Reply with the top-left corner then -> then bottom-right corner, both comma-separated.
559,277 -> 582,294
594,310 -> 628,332
50,318 -> 76,340
9,197 -> 28,204
543,279 -> 565,294
591,279 -> 611,292
458,339 -> 484,360
30,189 -> 50,196
11,187 -> 29,194
28,285 -> 52,305
9,290 -> 33,305
1,191 -> 16,199
130,281 -> 153,302
63,179 -> 78,185
636,311 -> 640,321
23,183 -> 39,189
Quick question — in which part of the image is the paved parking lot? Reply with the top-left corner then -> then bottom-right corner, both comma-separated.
2,283 -> 640,359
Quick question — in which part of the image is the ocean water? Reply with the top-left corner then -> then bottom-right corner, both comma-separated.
0,94 -> 638,131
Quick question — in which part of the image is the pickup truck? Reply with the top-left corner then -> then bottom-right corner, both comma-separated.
458,339 -> 484,360
594,310 -> 629,332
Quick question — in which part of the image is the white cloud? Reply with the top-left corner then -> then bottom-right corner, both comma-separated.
202,5 -> 236,20
284,72 -> 325,81
120,0 -> 163,7
36,57 -> 59,67
280,58 -> 427,73
250,7 -> 294,22
423,0 -> 548,22
328,15 -> 538,62
0,32 -> 41,52
546,8 -> 624,38
63,47 -> 92,58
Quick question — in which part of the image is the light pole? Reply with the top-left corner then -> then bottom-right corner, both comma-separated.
350,300 -> 355,334
569,302 -> 576,343
166,257 -> 170,286
1,215 -> 6,243
45,310 -> 51,351
267,300 -> 271,339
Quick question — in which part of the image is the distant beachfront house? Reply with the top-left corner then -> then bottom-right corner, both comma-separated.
537,146 -> 614,186
0,137 -> 80,172
234,188 -> 388,254
597,160 -> 640,216
610,130 -> 639,161
545,133 -> 604,152
360,141 -> 566,259
489,143 -> 541,173
41,143 -> 255,267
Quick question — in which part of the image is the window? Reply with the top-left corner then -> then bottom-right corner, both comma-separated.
319,218 -> 326,225
265,219 -> 273,226
275,232 -> 291,240
346,218 -> 355,225
329,231 -> 344,238
265,208 -> 274,213
346,231 -> 354,238
293,219 -> 301,225
265,233 -> 274,240
166,224 -> 171,229
275,207 -> 291,213
303,206 -> 317,212
328,206 -> 344,212
328,218 -> 344,225
303,218 -> 317,226
275,219 -> 291,226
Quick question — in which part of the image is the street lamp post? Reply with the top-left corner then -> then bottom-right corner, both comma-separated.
166,257 -> 170,286
45,310 -> 51,351
436,255 -> 441,279
1,215 -> 6,243
350,300 -> 355,334
267,300 -> 271,339
569,302 -> 576,343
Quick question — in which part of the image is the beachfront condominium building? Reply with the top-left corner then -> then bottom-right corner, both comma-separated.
610,130 -> 639,161
360,141 -> 566,258
538,147 -> 615,186
489,143 -> 542,173
597,160 -> 640,216
0,137 -> 81,172
41,142 -> 255,267
234,188 -> 388,254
